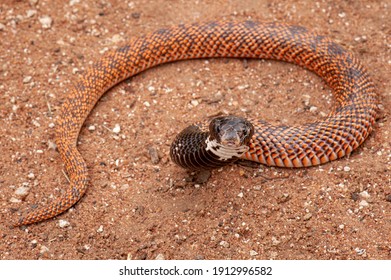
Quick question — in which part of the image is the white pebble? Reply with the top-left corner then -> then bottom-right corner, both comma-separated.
338,12 -> 346,18
23,76 -> 32,83
249,250 -> 258,256
359,200 -> 369,207
69,0 -> 80,5
58,220 -> 70,228
88,125 -> 96,131
40,245 -> 49,254
112,124 -> 121,134
39,15 -> 53,29
309,106 -> 318,113
26,10 -> 37,18
219,240 -> 230,248
343,166 -> 351,172
10,197 -> 21,203
359,191 -> 370,199
155,254 -> 165,260
15,186 -> 30,198
97,225 -> 104,233
143,101 -> 150,107
27,172 -> 35,179
237,192 -> 244,198
190,99 -> 199,106
147,86 -> 155,93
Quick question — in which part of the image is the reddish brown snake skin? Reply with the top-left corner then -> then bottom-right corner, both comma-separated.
14,21 -> 377,226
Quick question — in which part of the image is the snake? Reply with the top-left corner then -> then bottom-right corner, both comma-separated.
14,20 -> 377,227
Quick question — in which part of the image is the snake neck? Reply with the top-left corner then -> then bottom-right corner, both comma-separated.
170,125 -> 246,170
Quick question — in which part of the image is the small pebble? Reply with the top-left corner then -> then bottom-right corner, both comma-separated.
249,250 -> 258,256
272,236 -> 281,246
97,225 -> 104,233
155,254 -> 165,260
237,192 -> 244,198
359,191 -> 370,199
148,146 -> 160,164
26,10 -> 37,18
303,213 -> 312,221
39,15 -> 53,29
10,197 -> 21,203
343,166 -> 351,172
112,124 -> 121,134
40,245 -> 49,254
58,220 -> 70,228
27,172 -> 35,179
14,186 -> 30,198
23,76 -> 32,83
219,240 -> 230,248
359,200 -> 369,207
88,125 -> 96,131
309,106 -> 318,113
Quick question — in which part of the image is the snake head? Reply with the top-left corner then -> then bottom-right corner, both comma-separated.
209,115 -> 254,147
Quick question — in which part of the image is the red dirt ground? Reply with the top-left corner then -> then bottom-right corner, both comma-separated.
1,0 -> 390,259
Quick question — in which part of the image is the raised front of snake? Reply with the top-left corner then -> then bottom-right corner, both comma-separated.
14,20 -> 377,227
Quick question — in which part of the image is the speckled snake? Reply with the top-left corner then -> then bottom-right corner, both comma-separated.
14,20 -> 377,226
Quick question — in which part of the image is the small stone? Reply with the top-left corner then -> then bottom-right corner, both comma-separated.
88,125 -> 96,131
249,250 -> 258,256
39,15 -> 53,29
15,186 -> 30,198
359,200 -> 369,207
148,146 -> 160,164
339,224 -> 345,230
23,76 -> 32,83
309,106 -> 318,113
271,236 -> 281,246
26,10 -> 37,18
190,99 -> 199,106
97,225 -> 104,233
237,192 -> 244,198
193,170 -> 211,184
143,101 -> 150,107
338,12 -> 346,18
303,213 -> 312,221
359,191 -> 370,199
219,240 -> 230,248
40,245 -> 49,254
155,254 -> 165,260
112,124 -> 121,134
69,0 -> 80,5
58,220 -> 70,228
147,86 -> 155,93
27,172 -> 35,179
343,166 -> 351,172
10,197 -> 21,203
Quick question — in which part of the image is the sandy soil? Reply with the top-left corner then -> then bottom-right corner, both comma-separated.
1,0 -> 390,260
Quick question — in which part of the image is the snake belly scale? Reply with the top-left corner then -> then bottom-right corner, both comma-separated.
14,21 -> 377,226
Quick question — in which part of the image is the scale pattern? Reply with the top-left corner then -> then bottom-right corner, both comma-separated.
14,21 -> 377,226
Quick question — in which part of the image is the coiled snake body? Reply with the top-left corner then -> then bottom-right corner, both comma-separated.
15,21 -> 377,226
